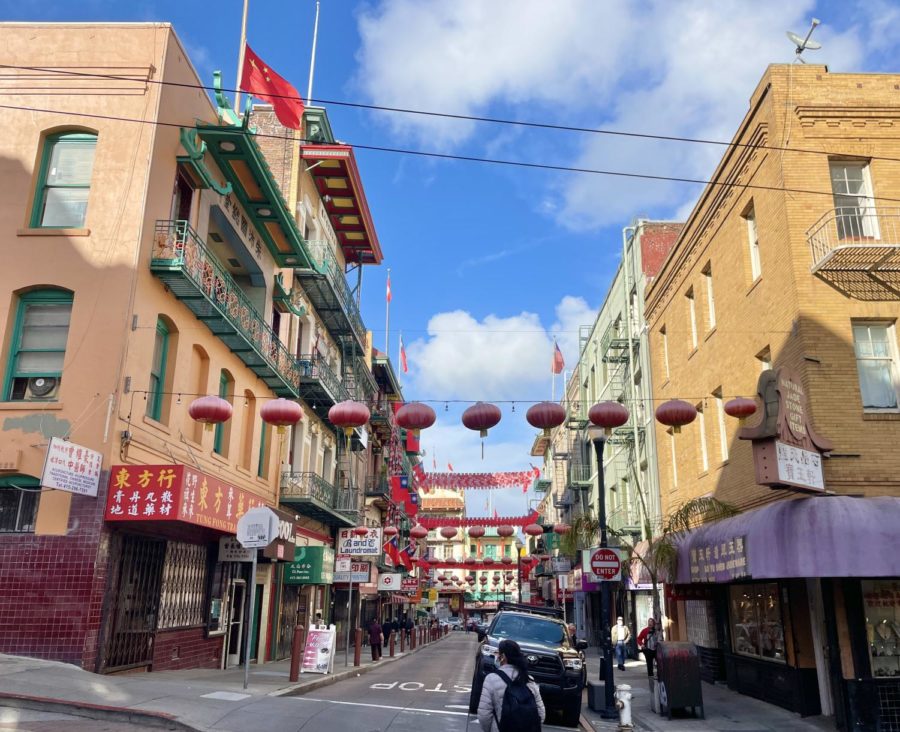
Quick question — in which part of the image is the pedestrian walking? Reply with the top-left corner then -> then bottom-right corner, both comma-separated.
611,616 -> 631,671
404,614 -> 414,643
383,616 -> 394,647
637,617 -> 660,677
477,639 -> 545,732
368,617 -> 383,662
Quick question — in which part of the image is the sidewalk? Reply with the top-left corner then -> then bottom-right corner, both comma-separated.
579,649 -> 835,732
0,632 -> 450,731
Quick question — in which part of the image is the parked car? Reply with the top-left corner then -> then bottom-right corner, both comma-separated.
445,617 -> 462,631
468,602 -> 588,728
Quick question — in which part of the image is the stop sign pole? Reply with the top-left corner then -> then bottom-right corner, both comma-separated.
588,427 -> 617,719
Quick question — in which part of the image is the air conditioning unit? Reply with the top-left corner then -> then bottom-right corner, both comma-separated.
24,377 -> 60,401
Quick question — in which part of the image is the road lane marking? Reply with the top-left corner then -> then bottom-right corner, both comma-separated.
299,698 -> 469,716
445,704 -> 469,710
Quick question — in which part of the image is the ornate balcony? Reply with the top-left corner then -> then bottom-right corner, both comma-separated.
807,208 -> 900,300
151,220 -> 301,396
296,353 -> 350,413
566,463 -> 594,490
294,240 -> 367,347
280,471 -> 357,527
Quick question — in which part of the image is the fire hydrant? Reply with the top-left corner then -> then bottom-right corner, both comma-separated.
614,683 -> 633,731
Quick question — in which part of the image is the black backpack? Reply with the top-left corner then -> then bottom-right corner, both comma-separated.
491,669 -> 541,732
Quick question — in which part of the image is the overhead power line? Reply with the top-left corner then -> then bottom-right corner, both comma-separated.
3,63 -> 900,165
2,101 -> 900,205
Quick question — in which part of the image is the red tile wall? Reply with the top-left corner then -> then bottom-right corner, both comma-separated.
0,488 -> 110,669
152,627 -> 222,671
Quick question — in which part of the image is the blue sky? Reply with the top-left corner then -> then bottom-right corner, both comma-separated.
6,0 -> 898,517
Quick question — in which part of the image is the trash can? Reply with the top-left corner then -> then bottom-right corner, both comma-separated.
655,641 -> 704,719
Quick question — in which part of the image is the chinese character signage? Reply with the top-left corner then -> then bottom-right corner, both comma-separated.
689,535 -> 749,583
284,546 -> 334,585
333,561 -> 371,584
41,437 -> 102,497
336,527 -> 382,556
104,464 -> 269,532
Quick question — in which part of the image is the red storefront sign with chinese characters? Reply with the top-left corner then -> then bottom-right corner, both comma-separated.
104,464 -> 269,534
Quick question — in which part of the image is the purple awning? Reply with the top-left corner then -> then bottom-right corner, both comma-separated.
675,496 -> 900,583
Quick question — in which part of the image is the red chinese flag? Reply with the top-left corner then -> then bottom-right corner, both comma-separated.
239,44 -> 304,129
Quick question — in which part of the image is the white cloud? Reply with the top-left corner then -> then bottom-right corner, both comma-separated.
355,1 -> 873,228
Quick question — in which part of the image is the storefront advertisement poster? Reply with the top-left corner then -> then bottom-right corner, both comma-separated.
41,437 -> 102,497
301,626 -> 336,674
284,546 -> 335,585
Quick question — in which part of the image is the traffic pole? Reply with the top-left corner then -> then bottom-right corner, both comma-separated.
243,550 -> 257,690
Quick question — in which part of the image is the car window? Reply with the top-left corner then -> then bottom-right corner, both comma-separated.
491,614 -> 568,646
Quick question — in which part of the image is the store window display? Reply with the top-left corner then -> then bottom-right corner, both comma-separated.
863,580 -> 900,678
728,583 -> 786,662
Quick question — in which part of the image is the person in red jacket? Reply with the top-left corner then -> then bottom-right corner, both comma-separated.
637,617 -> 660,677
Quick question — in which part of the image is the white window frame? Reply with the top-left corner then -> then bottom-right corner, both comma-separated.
687,288 -> 698,349
703,265 -> 716,330
830,161 -> 879,240
697,403 -> 709,473
852,322 -> 900,412
746,207 -> 761,281
714,389 -> 729,461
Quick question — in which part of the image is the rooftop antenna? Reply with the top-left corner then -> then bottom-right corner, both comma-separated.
786,18 -> 822,63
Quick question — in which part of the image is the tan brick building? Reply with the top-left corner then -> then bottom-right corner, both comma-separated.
644,65 -> 900,728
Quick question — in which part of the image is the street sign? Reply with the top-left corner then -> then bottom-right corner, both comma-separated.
218,536 -> 254,562
584,547 -> 622,581
236,506 -> 278,549
378,573 -> 402,591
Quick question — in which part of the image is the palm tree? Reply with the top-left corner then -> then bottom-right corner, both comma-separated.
559,496 -> 738,622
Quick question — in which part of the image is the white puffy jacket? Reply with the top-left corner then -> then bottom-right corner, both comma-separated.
477,663 -> 546,732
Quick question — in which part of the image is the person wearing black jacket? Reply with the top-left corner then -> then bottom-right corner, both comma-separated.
383,617 -> 395,647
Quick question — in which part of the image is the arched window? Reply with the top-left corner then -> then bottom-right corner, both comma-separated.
0,475 -> 40,533
32,131 -> 98,229
214,369 -> 234,457
147,316 -> 177,423
4,288 -> 73,402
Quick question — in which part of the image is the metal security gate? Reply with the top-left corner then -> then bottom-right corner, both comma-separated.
103,535 -> 166,671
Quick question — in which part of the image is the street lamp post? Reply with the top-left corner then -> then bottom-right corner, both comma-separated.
589,426 -> 617,719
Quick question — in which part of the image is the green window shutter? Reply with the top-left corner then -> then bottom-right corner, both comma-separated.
257,422 -> 268,478
31,132 -> 97,228
213,371 -> 228,455
147,319 -> 169,421
4,289 -> 73,401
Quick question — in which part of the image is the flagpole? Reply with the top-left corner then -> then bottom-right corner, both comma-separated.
306,0 -> 321,106
385,268 -> 391,355
234,0 -> 249,114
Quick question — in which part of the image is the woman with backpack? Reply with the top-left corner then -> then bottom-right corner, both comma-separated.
477,639 -> 545,732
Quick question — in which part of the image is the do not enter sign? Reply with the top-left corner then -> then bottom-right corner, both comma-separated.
584,547 -> 622,581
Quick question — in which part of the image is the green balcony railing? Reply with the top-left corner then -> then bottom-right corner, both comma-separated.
151,220 -> 301,396
280,471 -> 357,527
281,471 -> 337,504
567,463 -> 594,487
297,353 -> 350,404
306,240 -> 366,345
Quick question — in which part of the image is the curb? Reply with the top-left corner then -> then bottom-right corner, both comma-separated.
272,631 -> 452,697
0,691 -> 197,731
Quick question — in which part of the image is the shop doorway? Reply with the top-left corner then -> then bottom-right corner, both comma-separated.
103,535 -> 166,672
807,579 -> 834,717
226,579 -> 246,668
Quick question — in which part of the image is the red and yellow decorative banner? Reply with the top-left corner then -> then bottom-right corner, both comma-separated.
104,464 -> 270,534
422,470 -> 539,491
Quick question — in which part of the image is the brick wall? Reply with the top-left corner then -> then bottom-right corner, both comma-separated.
640,222 -> 683,279
0,488 -> 110,668
151,626 -> 222,671
249,106 -> 294,199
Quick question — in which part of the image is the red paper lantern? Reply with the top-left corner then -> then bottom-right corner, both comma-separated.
440,527 -> 458,540
482,557 -> 495,566
479,576 -> 488,584
524,523 -> 544,537
382,525 -> 399,537
725,397 -> 757,423
445,557 -> 458,565
501,556 -> 513,565
497,526 -> 515,538
260,398 -> 302,434
468,526 -> 486,539
410,524 -> 429,539
589,401 -> 629,432
328,400 -> 371,437
526,401 -> 566,436
462,402 -> 502,438
656,399 -> 697,433
553,524 -> 571,535
188,395 -> 233,431
352,526 -> 370,537
395,402 -> 436,437
467,578 -> 475,585
465,555 -> 477,565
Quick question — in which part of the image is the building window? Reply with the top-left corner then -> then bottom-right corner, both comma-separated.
32,132 -> 97,228
729,582 -> 786,663
668,428 -> 678,489
4,289 -> 73,402
852,323 -> 899,410
660,326 -> 670,380
0,476 -> 40,533
703,264 -> 716,330
745,205 -> 761,281
686,288 -> 698,349
147,318 -> 170,422
214,370 -> 234,456
862,579 -> 900,678
756,346 -> 772,372
830,161 -> 878,240
714,388 -> 729,461
697,403 -> 709,473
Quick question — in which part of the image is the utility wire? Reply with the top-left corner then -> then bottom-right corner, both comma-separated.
2,101 -> 899,204
5,63 -> 900,165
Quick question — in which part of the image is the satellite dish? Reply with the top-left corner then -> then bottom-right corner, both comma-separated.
786,18 -> 822,62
